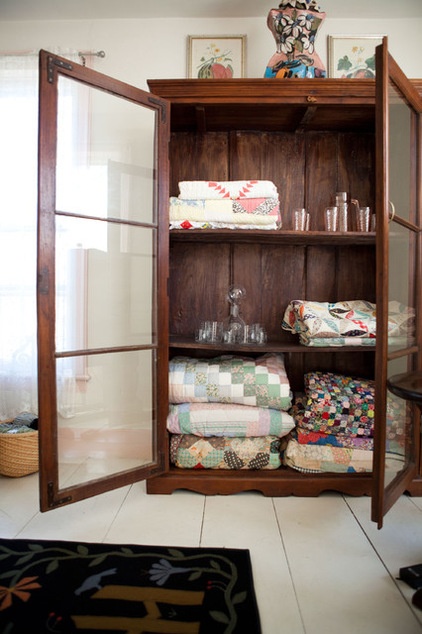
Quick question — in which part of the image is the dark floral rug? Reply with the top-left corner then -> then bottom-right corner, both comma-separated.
0,537 -> 261,633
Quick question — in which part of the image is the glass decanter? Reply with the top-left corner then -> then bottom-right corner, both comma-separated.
223,285 -> 246,344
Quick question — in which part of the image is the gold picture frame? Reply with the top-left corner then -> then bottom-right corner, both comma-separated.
328,35 -> 384,78
187,35 -> 246,79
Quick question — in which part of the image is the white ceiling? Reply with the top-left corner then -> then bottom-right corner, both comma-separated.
1,0 -> 421,21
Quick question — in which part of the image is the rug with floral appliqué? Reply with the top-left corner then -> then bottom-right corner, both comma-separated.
0,538 -> 261,633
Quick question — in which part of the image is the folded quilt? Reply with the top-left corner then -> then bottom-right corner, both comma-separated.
169,197 -> 280,226
283,438 -> 373,473
282,299 -> 415,346
282,299 -> 377,344
169,220 -> 278,231
178,180 -> 279,200
294,428 -> 374,450
297,336 -> 376,347
298,371 -> 375,437
167,402 -> 295,438
170,434 -> 282,469
169,353 -> 292,411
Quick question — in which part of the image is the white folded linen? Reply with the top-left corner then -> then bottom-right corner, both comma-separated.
178,180 -> 279,200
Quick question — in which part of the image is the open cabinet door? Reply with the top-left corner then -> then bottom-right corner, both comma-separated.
37,50 -> 169,511
372,39 -> 422,527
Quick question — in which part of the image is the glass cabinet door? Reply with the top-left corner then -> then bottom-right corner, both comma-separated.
37,51 -> 169,511
372,40 -> 422,527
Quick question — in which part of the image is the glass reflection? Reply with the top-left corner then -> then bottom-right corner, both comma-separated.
56,349 -> 155,488
56,76 -> 156,224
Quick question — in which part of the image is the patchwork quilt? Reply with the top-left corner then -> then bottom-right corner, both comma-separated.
167,402 -> 295,438
283,439 -> 373,473
170,434 -> 282,470
169,354 -> 292,411
169,197 -> 280,226
297,371 -> 375,437
282,299 -> 415,346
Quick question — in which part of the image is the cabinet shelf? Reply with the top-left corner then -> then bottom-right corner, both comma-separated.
169,336 -> 376,354
169,229 -> 376,246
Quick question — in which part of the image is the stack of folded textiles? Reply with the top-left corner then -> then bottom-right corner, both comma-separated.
282,299 -> 415,347
282,371 -> 406,474
167,353 -> 294,469
169,179 -> 281,230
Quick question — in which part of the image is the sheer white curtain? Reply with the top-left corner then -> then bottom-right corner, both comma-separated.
0,53 -> 38,421
0,50 -> 85,421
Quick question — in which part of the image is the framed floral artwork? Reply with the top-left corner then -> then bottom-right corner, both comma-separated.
328,35 -> 384,78
187,35 -> 246,79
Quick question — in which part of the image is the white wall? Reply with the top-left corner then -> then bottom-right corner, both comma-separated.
0,15 -> 421,85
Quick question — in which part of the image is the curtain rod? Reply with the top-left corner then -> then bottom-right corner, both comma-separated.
0,49 -> 106,63
78,50 -> 106,66
0,50 -> 37,57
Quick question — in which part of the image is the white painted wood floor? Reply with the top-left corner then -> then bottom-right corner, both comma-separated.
1,474 -> 422,633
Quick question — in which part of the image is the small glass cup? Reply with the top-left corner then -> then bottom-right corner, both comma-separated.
324,206 -> 338,231
357,206 -> 371,232
293,208 -> 308,231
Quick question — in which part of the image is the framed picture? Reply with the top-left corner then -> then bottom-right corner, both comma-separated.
187,35 -> 246,79
328,35 -> 384,78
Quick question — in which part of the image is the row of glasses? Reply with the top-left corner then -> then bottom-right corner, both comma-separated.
324,204 -> 375,231
292,194 -> 375,232
195,320 -> 267,345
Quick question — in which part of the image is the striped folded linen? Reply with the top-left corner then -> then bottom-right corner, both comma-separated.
178,179 -> 279,200
169,197 -> 280,227
167,402 -> 295,438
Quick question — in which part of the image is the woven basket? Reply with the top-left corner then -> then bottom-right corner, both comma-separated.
0,430 -> 39,477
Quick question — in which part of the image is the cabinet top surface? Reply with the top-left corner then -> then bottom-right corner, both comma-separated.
147,78 -> 379,132
147,78 -> 422,133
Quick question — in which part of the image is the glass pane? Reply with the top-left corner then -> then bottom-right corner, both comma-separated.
385,357 -> 415,487
387,223 -> 416,352
56,76 -> 156,224
56,349 -> 155,488
384,75 -> 418,495
389,82 -> 412,222
56,216 -> 156,352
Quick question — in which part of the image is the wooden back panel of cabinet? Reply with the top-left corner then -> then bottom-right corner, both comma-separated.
167,129 -> 376,392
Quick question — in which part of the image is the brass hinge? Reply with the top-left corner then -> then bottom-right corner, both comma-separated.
48,482 -> 72,508
47,55 -> 73,83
